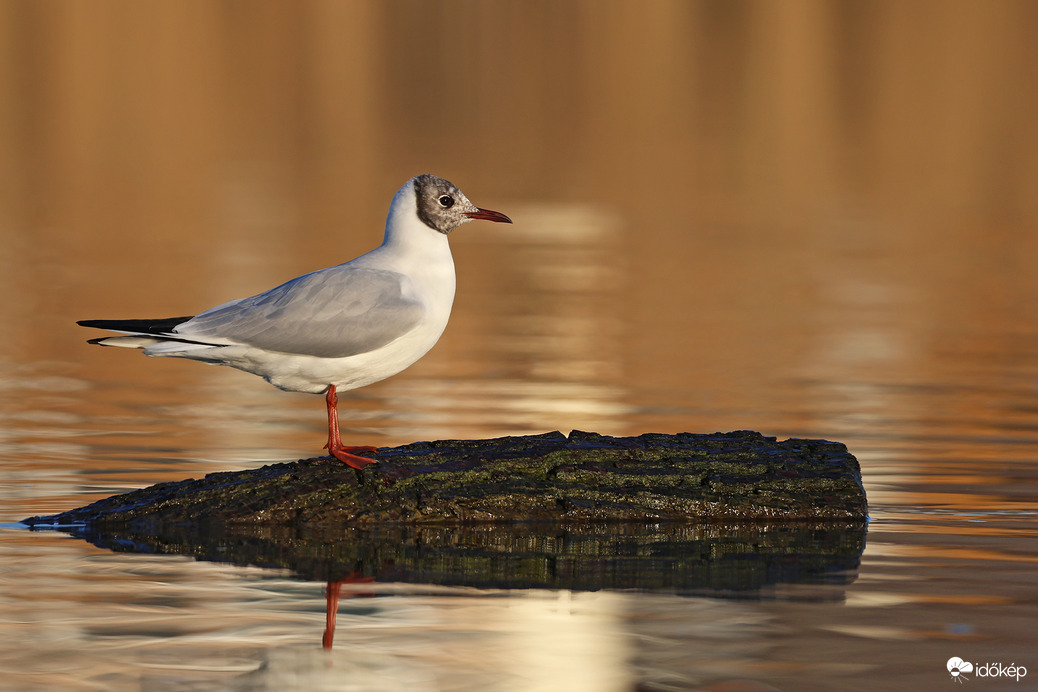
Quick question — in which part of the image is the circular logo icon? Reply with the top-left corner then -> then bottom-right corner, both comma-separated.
947,657 -> 974,682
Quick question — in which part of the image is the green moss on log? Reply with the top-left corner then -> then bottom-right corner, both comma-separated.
24,430 -> 867,529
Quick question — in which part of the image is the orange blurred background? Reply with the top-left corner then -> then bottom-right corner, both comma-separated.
1,1 -> 1036,478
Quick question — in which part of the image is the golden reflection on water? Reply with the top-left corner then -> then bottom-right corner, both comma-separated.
8,527 -> 862,692
8,520 -> 1028,692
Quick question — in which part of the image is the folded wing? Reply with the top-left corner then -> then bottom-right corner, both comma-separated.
178,266 -> 425,358
82,266 -> 425,359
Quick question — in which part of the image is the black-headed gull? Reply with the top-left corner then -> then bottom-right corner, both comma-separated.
79,174 -> 512,468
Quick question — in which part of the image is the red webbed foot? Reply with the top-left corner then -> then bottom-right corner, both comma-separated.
325,442 -> 379,469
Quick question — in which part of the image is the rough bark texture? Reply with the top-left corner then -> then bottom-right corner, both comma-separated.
24,430 -> 867,530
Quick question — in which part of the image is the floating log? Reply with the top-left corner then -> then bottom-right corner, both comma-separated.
24,430 -> 867,529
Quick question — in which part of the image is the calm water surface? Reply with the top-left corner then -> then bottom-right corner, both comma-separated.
2,3 -> 1038,690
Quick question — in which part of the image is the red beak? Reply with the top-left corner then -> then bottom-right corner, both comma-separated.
465,207 -> 512,224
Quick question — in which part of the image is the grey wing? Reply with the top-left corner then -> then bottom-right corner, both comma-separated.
175,266 -> 425,358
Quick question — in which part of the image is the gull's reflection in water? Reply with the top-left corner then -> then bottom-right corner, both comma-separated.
322,574 -> 375,650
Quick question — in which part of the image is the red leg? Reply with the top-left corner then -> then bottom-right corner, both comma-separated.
323,384 -> 378,469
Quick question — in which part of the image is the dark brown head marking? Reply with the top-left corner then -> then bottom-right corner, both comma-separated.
413,174 -> 480,234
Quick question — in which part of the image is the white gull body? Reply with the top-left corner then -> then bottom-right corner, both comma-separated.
143,179 -> 457,394
80,174 -> 512,467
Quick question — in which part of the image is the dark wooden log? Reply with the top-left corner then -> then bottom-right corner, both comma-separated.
24,430 -> 867,529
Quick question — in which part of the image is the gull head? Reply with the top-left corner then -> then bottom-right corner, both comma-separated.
413,174 -> 512,234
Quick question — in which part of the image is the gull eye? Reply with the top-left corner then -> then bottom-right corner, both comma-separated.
438,195 -> 454,208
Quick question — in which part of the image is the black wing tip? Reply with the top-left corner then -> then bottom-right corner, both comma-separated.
77,316 -> 194,333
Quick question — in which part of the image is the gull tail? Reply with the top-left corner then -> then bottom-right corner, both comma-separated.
77,316 -> 211,350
